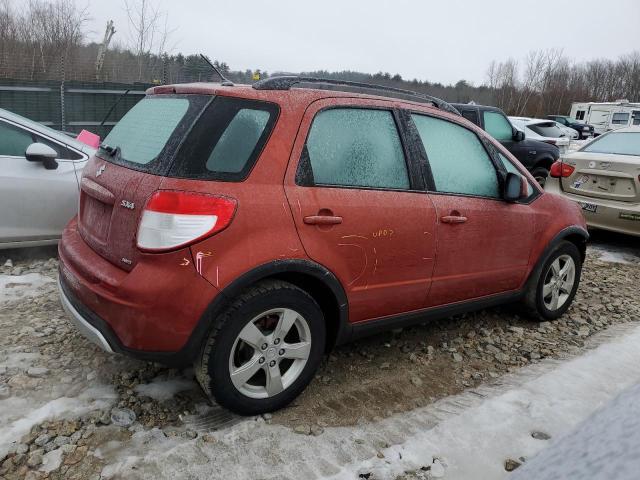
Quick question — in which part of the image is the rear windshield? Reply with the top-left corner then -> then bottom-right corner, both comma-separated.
528,122 -> 565,138
581,132 -> 640,156
98,95 -> 279,180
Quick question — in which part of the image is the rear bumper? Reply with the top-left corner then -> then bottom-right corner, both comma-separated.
545,178 -> 640,237
58,276 -> 113,353
58,217 -> 223,365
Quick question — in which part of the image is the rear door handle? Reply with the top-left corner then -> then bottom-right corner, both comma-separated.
441,215 -> 467,224
303,215 -> 343,225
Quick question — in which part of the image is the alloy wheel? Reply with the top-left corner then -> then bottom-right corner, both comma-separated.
542,254 -> 576,311
228,308 -> 311,399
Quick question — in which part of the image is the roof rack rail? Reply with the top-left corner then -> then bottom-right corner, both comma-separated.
252,76 -> 460,115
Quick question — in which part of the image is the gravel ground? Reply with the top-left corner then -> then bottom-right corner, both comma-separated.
0,234 -> 639,479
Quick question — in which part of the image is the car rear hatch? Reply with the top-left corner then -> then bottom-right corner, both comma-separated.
77,92 -> 279,271
561,152 -> 640,203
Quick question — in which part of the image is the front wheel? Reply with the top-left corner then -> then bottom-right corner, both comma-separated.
531,167 -> 550,188
195,280 -> 326,415
523,241 -> 582,321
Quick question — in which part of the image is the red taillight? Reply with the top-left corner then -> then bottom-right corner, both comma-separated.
549,161 -> 575,178
137,191 -> 237,252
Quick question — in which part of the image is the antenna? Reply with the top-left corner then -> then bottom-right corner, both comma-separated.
200,54 -> 234,86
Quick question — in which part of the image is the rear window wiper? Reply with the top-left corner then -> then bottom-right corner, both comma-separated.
99,143 -> 121,160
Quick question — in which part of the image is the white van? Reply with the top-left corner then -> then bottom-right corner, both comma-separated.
570,100 -> 640,135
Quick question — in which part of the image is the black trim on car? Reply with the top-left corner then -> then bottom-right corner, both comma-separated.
349,290 -> 523,342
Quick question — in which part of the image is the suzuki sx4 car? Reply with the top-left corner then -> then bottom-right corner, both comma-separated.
58,78 -> 588,415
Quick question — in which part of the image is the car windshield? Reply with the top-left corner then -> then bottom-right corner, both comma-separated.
580,132 -> 640,156
528,122 -> 566,138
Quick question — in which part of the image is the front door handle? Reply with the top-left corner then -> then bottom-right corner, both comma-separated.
441,212 -> 467,224
304,215 -> 343,225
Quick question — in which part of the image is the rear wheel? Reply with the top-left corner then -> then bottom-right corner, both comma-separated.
523,241 -> 582,320
195,280 -> 325,415
531,167 -> 550,188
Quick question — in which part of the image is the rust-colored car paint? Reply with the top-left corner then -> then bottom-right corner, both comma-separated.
58,82 -> 586,354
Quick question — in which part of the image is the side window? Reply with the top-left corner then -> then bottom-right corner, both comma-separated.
483,111 -> 514,142
498,153 -> 534,198
0,121 -> 33,157
612,112 -> 629,125
304,108 -> 410,190
411,114 -> 499,198
35,135 -> 83,161
460,109 -> 480,126
576,111 -> 585,120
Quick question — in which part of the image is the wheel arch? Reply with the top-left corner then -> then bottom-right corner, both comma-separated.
532,155 -> 555,172
185,260 -> 350,363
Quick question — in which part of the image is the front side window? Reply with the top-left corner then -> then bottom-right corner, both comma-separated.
498,153 -> 535,198
612,112 -> 630,125
483,111 -> 513,142
412,114 -> 499,198
0,121 -> 33,157
303,108 -> 410,190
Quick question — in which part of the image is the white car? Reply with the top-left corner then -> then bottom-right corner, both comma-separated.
0,109 -> 97,249
509,117 -> 571,154
552,120 -> 579,140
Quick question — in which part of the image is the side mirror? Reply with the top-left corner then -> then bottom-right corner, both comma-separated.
513,130 -> 525,142
25,143 -> 58,170
504,172 -> 528,202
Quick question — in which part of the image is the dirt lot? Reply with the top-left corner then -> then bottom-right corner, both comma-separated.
0,231 -> 639,479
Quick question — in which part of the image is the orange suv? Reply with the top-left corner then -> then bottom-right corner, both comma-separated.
58,77 -> 588,414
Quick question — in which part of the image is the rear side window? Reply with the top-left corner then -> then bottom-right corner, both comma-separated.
302,108 -> 410,190
460,109 -> 479,126
412,114 -> 499,198
483,111 -> 513,142
103,97 -> 190,165
172,96 -> 278,180
528,122 -> 565,137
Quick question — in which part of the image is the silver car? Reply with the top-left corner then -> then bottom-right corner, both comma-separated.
0,109 -> 96,249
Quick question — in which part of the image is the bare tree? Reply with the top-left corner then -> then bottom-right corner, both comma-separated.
95,20 -> 116,81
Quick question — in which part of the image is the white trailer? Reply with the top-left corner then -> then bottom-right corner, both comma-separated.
569,100 -> 640,135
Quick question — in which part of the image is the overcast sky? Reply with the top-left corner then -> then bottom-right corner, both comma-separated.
83,0 -> 640,85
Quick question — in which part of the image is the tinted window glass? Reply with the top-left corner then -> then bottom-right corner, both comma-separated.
576,111 -> 585,120
171,96 -> 278,181
612,112 -> 629,125
461,110 -> 479,125
528,122 -> 565,137
206,109 -> 270,173
412,114 -> 499,198
0,121 -> 33,156
483,111 -> 513,141
103,97 -> 189,165
304,108 -> 409,189
581,132 -> 640,156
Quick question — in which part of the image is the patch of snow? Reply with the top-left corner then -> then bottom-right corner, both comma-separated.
0,385 -> 117,458
134,376 -> 197,402
99,323 -> 640,480
595,250 -> 633,265
0,352 -> 41,370
513,382 -> 640,479
0,273 -> 54,304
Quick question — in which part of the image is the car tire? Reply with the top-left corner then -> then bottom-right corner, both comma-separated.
522,241 -> 582,321
531,167 -> 550,188
195,280 -> 326,415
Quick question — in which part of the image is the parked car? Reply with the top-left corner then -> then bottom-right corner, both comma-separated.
58,78 -> 588,415
451,103 -> 560,187
509,117 -> 571,155
547,114 -> 594,139
552,120 -> 579,140
0,108 -> 96,249
545,127 -> 640,237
